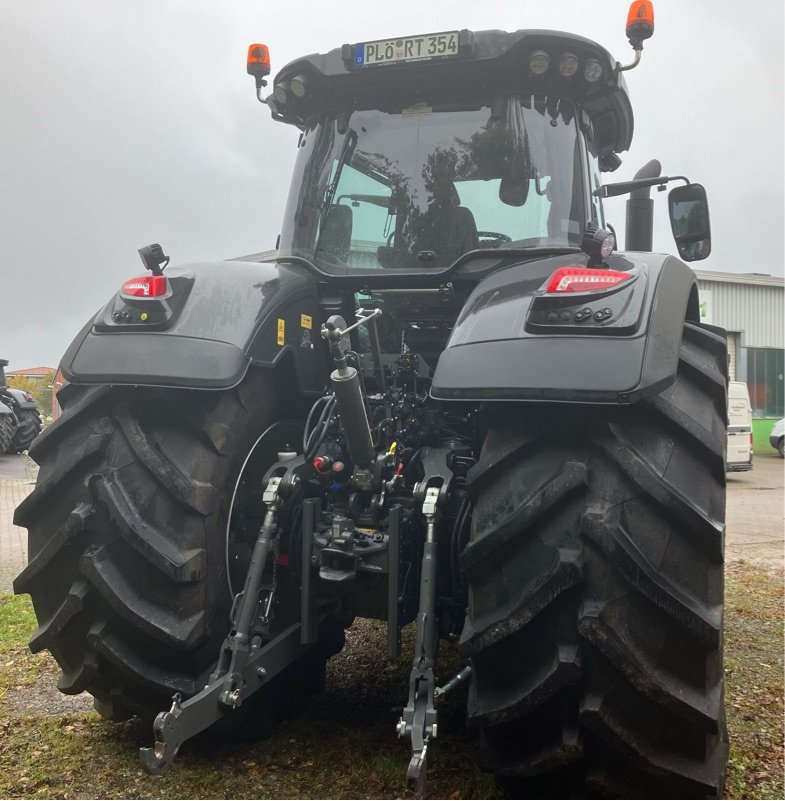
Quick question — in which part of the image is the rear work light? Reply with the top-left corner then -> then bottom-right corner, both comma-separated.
545,267 -> 632,294
121,275 -> 168,297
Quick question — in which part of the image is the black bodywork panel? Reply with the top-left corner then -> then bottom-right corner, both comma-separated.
0,387 -> 38,411
431,252 -> 697,404
60,260 -> 326,392
59,250 -> 698,407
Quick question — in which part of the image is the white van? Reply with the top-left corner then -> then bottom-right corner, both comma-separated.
727,381 -> 753,471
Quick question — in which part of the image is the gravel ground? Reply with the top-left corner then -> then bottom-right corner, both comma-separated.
724,453 -> 784,570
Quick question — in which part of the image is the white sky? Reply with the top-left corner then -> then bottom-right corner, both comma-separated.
1,0 -> 783,368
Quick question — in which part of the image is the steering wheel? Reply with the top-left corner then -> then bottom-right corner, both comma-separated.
477,231 -> 512,248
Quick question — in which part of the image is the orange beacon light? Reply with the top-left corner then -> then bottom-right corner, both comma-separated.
626,1 -> 655,47
247,44 -> 271,81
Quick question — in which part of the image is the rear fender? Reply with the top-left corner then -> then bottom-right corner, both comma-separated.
1,388 -> 38,410
60,260 -> 325,393
431,252 -> 706,404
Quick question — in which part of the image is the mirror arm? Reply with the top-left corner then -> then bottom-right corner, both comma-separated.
596,174 -> 690,198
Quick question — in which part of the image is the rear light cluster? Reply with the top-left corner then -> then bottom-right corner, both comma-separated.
545,267 -> 632,294
121,275 -> 168,297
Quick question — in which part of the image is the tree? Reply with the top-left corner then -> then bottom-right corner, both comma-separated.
6,373 -> 54,418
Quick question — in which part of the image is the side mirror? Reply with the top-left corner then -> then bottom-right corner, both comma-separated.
499,175 -> 529,207
668,183 -> 711,261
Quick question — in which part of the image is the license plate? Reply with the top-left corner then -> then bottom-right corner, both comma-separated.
352,31 -> 460,68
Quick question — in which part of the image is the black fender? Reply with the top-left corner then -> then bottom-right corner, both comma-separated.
1,387 -> 38,411
60,260 -> 326,393
431,251 -> 707,405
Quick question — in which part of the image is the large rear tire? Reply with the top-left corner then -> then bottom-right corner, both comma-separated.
0,412 -> 16,454
10,408 -> 43,452
461,322 -> 728,798
13,369 -> 343,723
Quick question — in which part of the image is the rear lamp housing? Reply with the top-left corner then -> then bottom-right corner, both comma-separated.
545,267 -> 632,294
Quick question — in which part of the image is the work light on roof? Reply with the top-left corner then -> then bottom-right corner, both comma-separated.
289,74 -> 308,98
559,52 -> 578,77
584,58 -> 603,82
273,83 -> 288,105
529,50 -> 550,75
580,225 -> 616,265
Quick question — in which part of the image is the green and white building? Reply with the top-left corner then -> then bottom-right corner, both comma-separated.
696,270 -> 784,444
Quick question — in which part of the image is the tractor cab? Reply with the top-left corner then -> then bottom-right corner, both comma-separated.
262,29 -> 634,275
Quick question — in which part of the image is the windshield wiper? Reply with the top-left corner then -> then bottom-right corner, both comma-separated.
318,129 -> 358,234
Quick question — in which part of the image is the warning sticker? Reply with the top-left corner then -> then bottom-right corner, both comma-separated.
277,318 -> 285,346
300,314 -> 312,330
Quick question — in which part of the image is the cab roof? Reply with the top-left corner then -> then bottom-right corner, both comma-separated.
270,28 -> 634,155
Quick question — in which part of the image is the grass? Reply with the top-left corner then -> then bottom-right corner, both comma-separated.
0,563 -> 782,799
724,562 -> 784,799
0,594 -> 52,699
752,418 -> 781,451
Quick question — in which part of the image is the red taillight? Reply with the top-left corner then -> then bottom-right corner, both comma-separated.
121,275 -> 168,297
545,267 -> 632,294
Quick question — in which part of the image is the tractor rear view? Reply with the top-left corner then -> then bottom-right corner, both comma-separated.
14,2 -> 728,797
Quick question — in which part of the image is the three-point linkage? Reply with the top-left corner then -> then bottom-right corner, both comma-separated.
398,485 -> 441,797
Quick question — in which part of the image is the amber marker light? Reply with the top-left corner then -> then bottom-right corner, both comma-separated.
247,44 -> 271,103
247,43 -> 271,79
626,0 -> 655,45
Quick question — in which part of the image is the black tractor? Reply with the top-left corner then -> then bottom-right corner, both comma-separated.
0,398 -> 16,454
0,359 -> 43,454
14,3 -> 728,797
